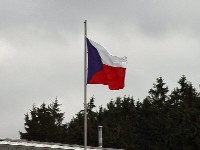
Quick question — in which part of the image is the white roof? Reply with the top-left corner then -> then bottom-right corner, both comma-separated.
0,140 -> 97,150
0,139 -> 123,150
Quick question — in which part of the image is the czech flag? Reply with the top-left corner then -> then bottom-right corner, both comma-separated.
87,38 -> 127,90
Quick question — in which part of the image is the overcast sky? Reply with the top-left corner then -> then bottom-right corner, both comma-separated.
1,0 -> 200,139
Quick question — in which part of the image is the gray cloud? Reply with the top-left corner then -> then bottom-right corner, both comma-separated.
0,0 -> 200,139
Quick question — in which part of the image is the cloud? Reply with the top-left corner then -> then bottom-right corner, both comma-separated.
0,0 -> 200,139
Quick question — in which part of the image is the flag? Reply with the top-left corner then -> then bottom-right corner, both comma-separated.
87,38 -> 127,90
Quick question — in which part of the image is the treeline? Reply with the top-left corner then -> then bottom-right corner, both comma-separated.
20,75 -> 200,150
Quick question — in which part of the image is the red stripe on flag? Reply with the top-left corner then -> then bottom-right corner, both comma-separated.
88,64 -> 126,90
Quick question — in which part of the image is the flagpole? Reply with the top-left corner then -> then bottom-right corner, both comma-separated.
84,20 -> 87,150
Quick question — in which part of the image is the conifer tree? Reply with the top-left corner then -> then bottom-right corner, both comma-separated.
66,97 -> 98,146
148,77 -> 169,108
19,98 -> 66,143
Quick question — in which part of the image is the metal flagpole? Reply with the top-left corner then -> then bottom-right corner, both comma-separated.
84,20 -> 87,150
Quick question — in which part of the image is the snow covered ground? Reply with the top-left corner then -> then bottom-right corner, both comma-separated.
0,139 -> 122,150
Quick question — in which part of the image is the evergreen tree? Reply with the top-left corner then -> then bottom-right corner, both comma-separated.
19,98 -> 66,143
19,76 -> 200,150
101,96 -> 136,149
148,77 -> 169,108
166,75 -> 200,149
140,77 -> 169,149
66,97 -> 98,146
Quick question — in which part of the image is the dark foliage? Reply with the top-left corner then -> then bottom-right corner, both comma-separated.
66,97 -> 98,146
20,76 -> 200,150
19,97 -> 66,143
